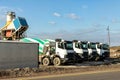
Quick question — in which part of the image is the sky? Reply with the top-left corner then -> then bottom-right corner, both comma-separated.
0,0 -> 120,46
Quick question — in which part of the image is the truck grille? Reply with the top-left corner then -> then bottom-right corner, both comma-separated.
103,52 -> 110,57
66,53 -> 75,60
82,52 -> 88,59
66,53 -> 74,58
92,51 -> 97,55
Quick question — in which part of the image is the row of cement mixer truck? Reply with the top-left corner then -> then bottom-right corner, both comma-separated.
20,38 -> 110,66
0,12 -> 110,67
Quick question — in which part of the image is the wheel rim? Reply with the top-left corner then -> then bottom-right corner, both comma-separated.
43,58 -> 49,66
54,57 -> 60,66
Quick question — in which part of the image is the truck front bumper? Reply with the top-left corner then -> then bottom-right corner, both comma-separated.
89,52 -> 99,60
100,52 -> 110,59
62,53 -> 76,63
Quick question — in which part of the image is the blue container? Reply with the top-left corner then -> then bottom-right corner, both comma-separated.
13,17 -> 28,30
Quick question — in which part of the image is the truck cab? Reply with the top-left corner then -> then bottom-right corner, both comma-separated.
96,43 -> 110,60
87,42 -> 99,60
42,39 -> 76,66
73,40 -> 88,61
55,39 -> 75,64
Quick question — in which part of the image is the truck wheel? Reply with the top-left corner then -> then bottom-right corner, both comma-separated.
53,57 -> 61,66
95,56 -> 100,61
95,54 -> 100,61
42,57 -> 50,66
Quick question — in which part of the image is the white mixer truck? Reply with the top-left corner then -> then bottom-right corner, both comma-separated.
96,42 -> 110,60
73,40 -> 88,61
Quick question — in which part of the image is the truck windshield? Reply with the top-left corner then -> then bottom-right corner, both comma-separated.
81,43 -> 88,49
102,44 -> 109,50
90,43 -> 96,49
64,41 -> 73,50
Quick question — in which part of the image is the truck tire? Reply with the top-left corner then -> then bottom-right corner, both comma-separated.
42,57 -> 50,66
95,54 -> 100,61
53,57 -> 61,66
95,56 -> 100,61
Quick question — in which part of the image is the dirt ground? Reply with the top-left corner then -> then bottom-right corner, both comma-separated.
110,46 -> 120,58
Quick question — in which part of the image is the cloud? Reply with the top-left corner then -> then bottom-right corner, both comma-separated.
81,5 -> 88,9
28,29 -> 103,42
0,6 -> 13,14
53,12 -> 81,20
28,27 -> 120,46
48,21 -> 56,25
28,30 -> 74,40
53,12 -> 61,17
0,6 -> 23,14
111,18 -> 120,23
109,31 -> 120,46
0,15 -> 5,21
0,6 -> 23,25
0,6 -> 23,27
16,8 -> 23,12
92,23 -> 106,28
67,13 -> 80,20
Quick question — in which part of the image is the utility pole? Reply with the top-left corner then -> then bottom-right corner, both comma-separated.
107,26 -> 111,46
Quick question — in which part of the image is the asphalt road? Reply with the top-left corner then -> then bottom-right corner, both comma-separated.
27,70 -> 120,80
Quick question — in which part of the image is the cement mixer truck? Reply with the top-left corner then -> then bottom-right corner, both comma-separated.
73,40 -> 89,61
20,38 -> 76,66
96,42 -> 110,60
76,41 -> 99,61
87,41 -> 99,60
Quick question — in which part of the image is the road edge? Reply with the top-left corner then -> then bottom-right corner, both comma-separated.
10,69 -> 120,80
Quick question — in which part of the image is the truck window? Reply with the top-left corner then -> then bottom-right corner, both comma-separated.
102,44 -> 109,50
97,44 -> 101,49
81,43 -> 88,49
50,47 -> 55,54
58,43 -> 64,49
75,43 -> 80,48
90,43 -> 96,49
64,42 -> 73,50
